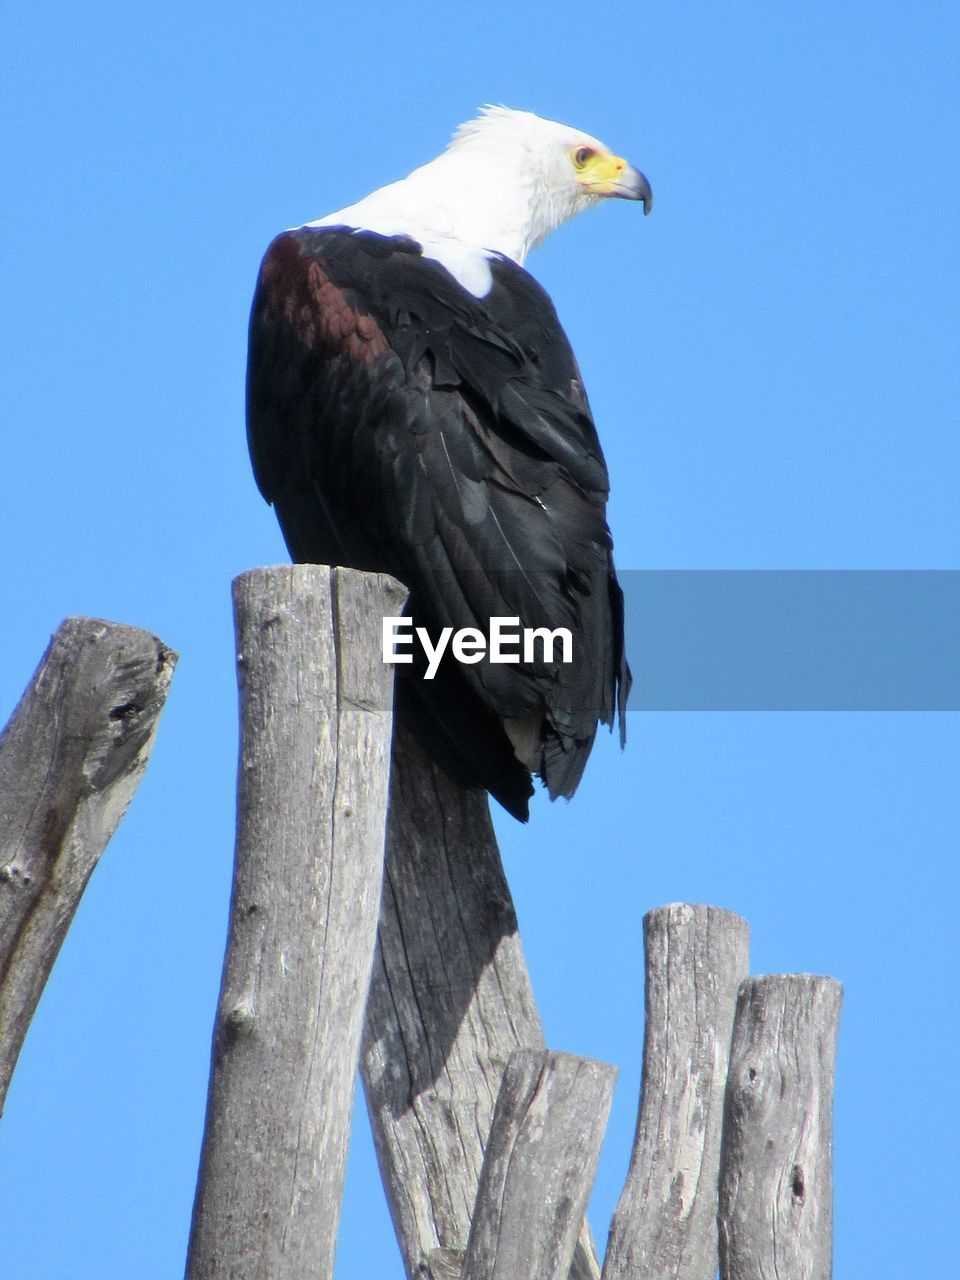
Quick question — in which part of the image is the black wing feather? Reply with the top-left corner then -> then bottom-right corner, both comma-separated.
247,226 -> 630,820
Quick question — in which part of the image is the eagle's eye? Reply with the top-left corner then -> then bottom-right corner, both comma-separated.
573,146 -> 596,169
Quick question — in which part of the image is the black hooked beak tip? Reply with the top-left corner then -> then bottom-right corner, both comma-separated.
620,163 -> 653,215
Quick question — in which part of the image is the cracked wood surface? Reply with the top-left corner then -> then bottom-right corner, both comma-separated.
461,1049 -> 617,1280
603,904 -> 750,1280
185,565 -> 405,1280
0,616 -> 176,1114
718,975 -> 843,1280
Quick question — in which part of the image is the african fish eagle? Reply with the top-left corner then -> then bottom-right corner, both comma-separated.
246,107 -> 651,821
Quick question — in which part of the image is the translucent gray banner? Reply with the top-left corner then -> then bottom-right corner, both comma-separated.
621,571 -> 960,710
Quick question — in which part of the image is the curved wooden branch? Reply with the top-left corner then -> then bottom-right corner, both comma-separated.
0,617 -> 176,1115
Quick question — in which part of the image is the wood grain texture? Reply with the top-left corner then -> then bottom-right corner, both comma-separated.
0,617 -> 176,1114
361,724 -> 601,1280
185,565 -> 405,1280
461,1049 -> 617,1280
718,975 -> 843,1280
603,904 -> 750,1280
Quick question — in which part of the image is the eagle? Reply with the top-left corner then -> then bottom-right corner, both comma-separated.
246,107 -> 651,821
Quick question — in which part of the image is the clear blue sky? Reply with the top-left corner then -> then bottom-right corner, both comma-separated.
2,2 -> 958,1275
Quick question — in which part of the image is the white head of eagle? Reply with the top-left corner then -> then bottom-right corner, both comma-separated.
309,105 -> 652,296
247,107 -> 651,821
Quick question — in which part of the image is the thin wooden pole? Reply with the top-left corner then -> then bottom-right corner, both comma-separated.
185,565 -> 405,1280
718,975 -> 843,1280
603,904 -> 750,1280
361,725 -> 601,1280
461,1049 -> 617,1280
0,617 -> 176,1115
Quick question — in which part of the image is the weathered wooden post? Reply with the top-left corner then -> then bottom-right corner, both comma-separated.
603,904 -> 750,1280
461,1049 -> 617,1280
0,617 -> 176,1115
718,975 -> 843,1280
185,565 -> 405,1280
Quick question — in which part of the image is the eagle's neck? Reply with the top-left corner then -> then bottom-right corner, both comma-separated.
307,148 -> 587,297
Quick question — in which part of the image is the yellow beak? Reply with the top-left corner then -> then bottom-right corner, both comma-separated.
579,153 -> 653,214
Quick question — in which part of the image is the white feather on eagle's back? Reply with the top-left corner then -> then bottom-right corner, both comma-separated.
306,106 -> 609,296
